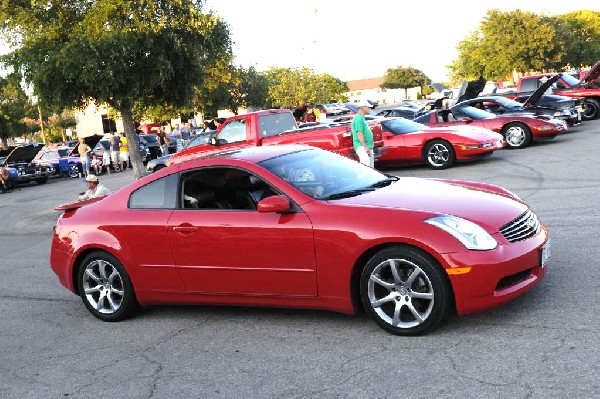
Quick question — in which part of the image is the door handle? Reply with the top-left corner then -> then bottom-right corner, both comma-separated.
173,226 -> 199,234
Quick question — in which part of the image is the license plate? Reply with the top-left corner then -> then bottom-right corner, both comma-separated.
541,239 -> 551,268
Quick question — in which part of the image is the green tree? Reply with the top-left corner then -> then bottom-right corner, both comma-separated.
382,66 -> 431,99
551,11 -> 600,70
45,111 -> 77,144
0,72 -> 33,148
448,31 -> 486,82
1,0 -> 232,178
266,67 -> 347,108
478,10 -> 561,79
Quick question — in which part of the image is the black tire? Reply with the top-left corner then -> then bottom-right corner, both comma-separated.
582,98 -> 599,120
68,163 -> 80,178
77,251 -> 139,322
36,177 -> 48,184
360,245 -> 452,335
502,122 -> 531,149
423,139 -> 455,169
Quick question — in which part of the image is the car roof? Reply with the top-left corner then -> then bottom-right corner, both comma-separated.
181,144 -> 317,166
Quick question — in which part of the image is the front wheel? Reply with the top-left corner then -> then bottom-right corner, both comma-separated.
424,139 -> 455,169
502,122 -> 531,149
77,251 -> 139,322
68,163 -> 80,178
582,98 -> 599,120
360,246 -> 452,335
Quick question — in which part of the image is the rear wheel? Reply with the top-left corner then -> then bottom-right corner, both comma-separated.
424,139 -> 455,169
360,246 -> 452,335
502,122 -> 531,149
582,98 -> 599,120
77,251 -> 139,322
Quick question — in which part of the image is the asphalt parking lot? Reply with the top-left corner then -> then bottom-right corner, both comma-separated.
1,119 -> 599,399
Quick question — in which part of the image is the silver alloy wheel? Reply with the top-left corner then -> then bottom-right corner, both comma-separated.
427,143 -> 450,167
82,259 -> 125,314
505,125 -> 526,147
367,258 -> 434,329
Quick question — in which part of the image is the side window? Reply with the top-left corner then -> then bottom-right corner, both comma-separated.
129,173 -> 178,209
259,113 -> 297,137
218,119 -> 247,144
180,167 -> 276,211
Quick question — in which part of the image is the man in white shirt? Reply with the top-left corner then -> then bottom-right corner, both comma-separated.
77,174 -> 111,201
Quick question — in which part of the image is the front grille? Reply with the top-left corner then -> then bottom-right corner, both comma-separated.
500,209 -> 541,243
496,269 -> 532,290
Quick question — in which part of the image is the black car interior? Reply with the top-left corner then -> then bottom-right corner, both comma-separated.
181,168 -> 276,210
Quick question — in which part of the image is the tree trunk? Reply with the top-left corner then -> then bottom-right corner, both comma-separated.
119,106 -> 146,180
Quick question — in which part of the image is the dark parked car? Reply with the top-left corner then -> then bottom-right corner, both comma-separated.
1,143 -> 54,185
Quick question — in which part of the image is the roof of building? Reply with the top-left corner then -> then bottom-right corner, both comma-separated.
346,77 -> 384,92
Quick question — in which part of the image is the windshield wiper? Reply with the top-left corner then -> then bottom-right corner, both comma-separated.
368,176 -> 399,188
323,188 -> 375,200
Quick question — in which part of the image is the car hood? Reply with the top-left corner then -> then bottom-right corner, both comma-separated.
4,144 -> 45,165
580,60 -> 600,84
456,77 -> 488,102
69,135 -> 104,156
337,177 -> 527,232
524,73 -> 561,107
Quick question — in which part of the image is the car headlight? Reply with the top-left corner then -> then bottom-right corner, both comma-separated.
425,215 -> 497,250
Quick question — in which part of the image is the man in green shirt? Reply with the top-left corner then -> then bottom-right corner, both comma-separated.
351,100 -> 375,167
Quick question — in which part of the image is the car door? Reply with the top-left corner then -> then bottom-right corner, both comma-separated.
167,167 -> 317,297
126,173 -> 184,291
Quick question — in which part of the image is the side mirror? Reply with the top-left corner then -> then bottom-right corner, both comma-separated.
209,136 -> 218,146
460,117 -> 473,123
383,132 -> 393,139
257,195 -> 291,213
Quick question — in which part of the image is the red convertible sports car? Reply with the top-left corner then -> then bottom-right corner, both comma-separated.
414,106 -> 568,149
50,145 -> 549,335
376,118 -> 505,169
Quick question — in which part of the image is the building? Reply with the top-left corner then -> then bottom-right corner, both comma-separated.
345,77 -> 422,105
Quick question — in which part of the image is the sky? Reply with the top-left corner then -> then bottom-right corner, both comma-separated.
204,0 -> 599,83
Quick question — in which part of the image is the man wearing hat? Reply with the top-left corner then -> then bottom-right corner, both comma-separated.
77,174 -> 112,201
351,100 -> 375,167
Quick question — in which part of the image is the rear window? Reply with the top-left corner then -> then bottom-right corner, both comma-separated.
142,134 -> 159,144
520,78 -> 539,93
258,113 -> 298,137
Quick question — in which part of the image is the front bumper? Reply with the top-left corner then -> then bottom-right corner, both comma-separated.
441,227 -> 548,315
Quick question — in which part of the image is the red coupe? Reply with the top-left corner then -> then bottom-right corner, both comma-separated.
414,106 -> 568,149
376,118 -> 505,169
50,145 -> 549,335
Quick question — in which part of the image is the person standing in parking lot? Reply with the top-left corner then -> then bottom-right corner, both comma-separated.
109,132 -> 121,172
351,100 -> 375,167
157,126 -> 169,155
77,138 -> 92,177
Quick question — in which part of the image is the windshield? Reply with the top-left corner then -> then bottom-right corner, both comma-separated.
382,118 -> 426,134
453,106 -> 496,120
560,73 -> 580,87
259,149 -> 388,200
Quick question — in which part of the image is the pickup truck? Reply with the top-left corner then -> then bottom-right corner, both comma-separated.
499,61 -> 600,120
169,109 -> 385,165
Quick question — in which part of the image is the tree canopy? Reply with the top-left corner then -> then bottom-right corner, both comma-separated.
0,0 -> 233,178
449,9 -> 600,82
266,67 -> 348,108
381,66 -> 431,99
0,72 -> 33,147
